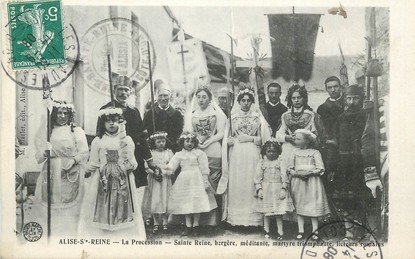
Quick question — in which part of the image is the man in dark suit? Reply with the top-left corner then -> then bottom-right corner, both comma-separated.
143,82 -> 184,153
264,82 -> 288,137
317,76 -> 344,187
97,76 -> 157,189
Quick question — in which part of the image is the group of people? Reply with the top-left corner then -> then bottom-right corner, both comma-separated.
30,75 -> 384,241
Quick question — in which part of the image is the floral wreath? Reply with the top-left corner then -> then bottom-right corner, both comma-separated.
237,87 -> 255,98
179,131 -> 197,140
150,131 -> 168,140
51,101 -> 74,110
98,107 -> 123,117
196,83 -> 211,93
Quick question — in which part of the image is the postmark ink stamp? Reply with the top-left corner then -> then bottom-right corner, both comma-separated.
81,17 -> 156,96
7,0 -> 66,70
22,222 -> 43,242
300,220 -> 383,259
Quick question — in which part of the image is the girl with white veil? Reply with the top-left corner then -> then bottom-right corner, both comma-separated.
183,85 -> 227,225
218,87 -> 272,226
34,100 -> 89,237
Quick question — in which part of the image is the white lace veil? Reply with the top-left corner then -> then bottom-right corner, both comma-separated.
217,87 -> 272,197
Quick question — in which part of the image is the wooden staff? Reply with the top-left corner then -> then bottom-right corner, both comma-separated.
227,34 -> 235,135
147,41 -> 156,133
42,75 -> 52,241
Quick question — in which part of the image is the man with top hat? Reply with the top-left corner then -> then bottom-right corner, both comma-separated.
143,81 -> 184,153
317,76 -> 344,192
97,75 -> 157,190
263,82 -> 288,137
331,84 -> 383,240
216,87 -> 233,117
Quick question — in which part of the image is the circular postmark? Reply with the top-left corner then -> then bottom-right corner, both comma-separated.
300,220 -> 383,259
22,222 -> 43,242
2,2 -> 80,90
81,17 -> 156,96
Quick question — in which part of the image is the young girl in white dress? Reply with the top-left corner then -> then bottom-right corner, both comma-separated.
143,131 -> 174,234
78,107 -> 145,239
167,131 -> 217,236
288,129 -> 330,240
254,140 -> 294,239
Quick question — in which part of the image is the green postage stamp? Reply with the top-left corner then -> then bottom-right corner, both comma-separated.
7,0 -> 65,70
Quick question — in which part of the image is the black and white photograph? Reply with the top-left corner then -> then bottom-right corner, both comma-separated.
2,0 -> 411,258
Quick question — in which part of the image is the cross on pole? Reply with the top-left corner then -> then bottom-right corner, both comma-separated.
178,44 -> 190,91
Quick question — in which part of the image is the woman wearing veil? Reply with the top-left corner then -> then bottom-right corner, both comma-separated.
183,85 -> 226,225
34,99 -> 89,236
218,87 -> 272,226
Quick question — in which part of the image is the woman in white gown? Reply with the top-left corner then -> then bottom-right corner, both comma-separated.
34,100 -> 89,237
218,88 -> 271,226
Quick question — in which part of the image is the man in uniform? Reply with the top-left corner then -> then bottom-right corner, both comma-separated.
143,81 -> 184,153
263,82 -> 288,137
332,85 -> 383,240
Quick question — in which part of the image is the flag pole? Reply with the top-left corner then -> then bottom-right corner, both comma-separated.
147,41 -> 156,133
42,75 -> 52,241
227,34 -> 235,135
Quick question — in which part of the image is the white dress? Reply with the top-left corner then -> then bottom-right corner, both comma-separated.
223,109 -> 268,226
77,131 -> 146,239
143,149 -> 174,214
33,125 -> 88,237
167,149 -> 217,214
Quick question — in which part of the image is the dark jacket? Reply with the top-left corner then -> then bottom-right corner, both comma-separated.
143,105 -> 184,152
264,101 -> 288,137
317,97 -> 344,140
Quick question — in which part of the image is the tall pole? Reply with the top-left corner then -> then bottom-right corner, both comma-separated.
42,75 -> 52,241
46,103 -> 51,240
106,31 -> 115,106
366,42 -> 372,100
147,41 -> 156,133
227,34 -> 235,134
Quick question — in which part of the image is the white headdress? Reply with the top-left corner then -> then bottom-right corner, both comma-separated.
98,107 -> 123,118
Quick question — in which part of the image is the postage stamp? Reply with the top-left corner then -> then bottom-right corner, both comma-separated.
7,0 -> 66,70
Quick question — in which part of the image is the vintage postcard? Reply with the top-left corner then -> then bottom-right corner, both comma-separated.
1,0 -> 414,258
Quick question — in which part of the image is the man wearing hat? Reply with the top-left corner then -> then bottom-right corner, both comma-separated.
264,82 -> 288,137
217,87 -> 233,117
97,75 -> 157,189
331,84 -> 383,240
143,81 -> 184,153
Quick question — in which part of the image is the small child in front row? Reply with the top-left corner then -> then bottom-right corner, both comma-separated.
254,140 -> 294,240
143,131 -> 174,234
288,129 -> 331,240
166,131 -> 217,237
